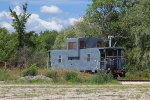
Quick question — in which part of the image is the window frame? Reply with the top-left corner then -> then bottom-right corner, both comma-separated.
68,42 -> 77,49
58,55 -> 62,63
87,54 -> 91,62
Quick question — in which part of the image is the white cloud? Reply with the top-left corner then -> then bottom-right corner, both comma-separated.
0,5 -> 83,33
0,11 -> 11,21
0,22 -> 13,31
0,5 -> 63,32
68,17 -> 82,25
0,11 -> 14,31
0,5 -> 21,32
26,14 -> 63,32
13,5 -> 21,15
41,5 -> 62,14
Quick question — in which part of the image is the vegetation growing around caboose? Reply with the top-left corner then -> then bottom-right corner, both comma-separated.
0,67 -> 118,84
0,0 -> 150,81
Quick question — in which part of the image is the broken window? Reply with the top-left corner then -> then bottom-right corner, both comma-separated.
68,42 -> 77,49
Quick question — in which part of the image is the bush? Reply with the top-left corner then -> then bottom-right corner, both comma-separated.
89,71 -> 114,84
0,69 -> 10,81
64,71 -> 81,82
46,70 -> 58,82
22,64 -> 38,76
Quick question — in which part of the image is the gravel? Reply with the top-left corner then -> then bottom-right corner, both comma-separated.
0,84 -> 149,100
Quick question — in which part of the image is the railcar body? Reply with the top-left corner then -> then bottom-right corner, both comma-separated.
48,37 -> 125,78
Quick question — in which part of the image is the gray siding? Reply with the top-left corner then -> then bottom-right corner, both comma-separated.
50,48 -> 100,72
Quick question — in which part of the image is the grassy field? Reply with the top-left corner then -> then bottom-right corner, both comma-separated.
0,67 -> 149,99
0,84 -> 149,100
0,66 -> 149,85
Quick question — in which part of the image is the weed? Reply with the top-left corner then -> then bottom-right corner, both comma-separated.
46,70 -> 58,82
89,71 -> 115,84
64,71 -> 81,83
22,64 -> 37,76
0,69 -> 11,81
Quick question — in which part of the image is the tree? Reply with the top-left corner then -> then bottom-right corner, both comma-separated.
121,0 -> 150,71
0,28 -> 17,62
84,0 -> 138,46
9,3 -> 31,50
38,30 -> 58,50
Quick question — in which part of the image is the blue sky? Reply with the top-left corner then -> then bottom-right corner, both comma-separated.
0,0 -> 91,32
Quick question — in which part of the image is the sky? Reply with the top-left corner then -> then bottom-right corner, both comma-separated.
0,0 -> 91,33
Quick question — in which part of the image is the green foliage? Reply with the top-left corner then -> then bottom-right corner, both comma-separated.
9,3 -> 31,49
38,30 -> 58,50
0,69 -> 11,81
0,0 -> 149,80
89,71 -> 115,84
46,70 -> 58,82
22,64 -> 38,76
64,71 -> 81,82
122,69 -> 150,80
121,0 -> 150,70
53,32 -> 67,49
0,28 -> 17,61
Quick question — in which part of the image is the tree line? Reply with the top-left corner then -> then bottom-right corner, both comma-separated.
0,0 -> 150,73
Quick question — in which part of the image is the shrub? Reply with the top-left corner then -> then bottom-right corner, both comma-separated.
22,64 -> 37,76
64,71 -> 81,82
0,69 -> 10,81
89,71 -> 114,84
46,70 -> 58,82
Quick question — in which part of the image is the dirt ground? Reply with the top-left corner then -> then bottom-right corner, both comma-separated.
0,84 -> 149,100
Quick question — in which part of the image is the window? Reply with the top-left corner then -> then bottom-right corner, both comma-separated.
107,50 -> 113,56
96,41 -> 102,47
58,55 -> 62,63
68,42 -> 77,49
101,53 -> 105,61
87,54 -> 91,61
118,50 -> 121,56
80,41 -> 86,49
114,50 -> 117,56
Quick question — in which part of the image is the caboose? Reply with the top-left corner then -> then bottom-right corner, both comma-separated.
48,36 -> 125,78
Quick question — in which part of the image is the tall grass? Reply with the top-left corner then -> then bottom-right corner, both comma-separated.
89,71 -> 116,84
0,69 -> 11,81
46,70 -> 58,82
119,69 -> 150,80
22,64 -> 38,76
64,71 -> 82,83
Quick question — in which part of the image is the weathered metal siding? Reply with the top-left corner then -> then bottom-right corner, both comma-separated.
50,48 -> 100,72
79,48 -> 100,71
50,50 -> 68,69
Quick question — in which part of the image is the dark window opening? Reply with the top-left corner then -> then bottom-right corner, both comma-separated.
58,55 -> 62,63
118,50 -> 121,56
68,42 -> 77,49
87,54 -> 91,61
68,57 -> 80,60
101,53 -> 105,61
80,41 -> 86,49
114,50 -> 117,56
96,41 -> 102,47
107,50 -> 113,56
